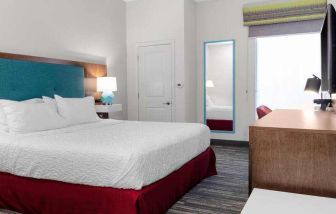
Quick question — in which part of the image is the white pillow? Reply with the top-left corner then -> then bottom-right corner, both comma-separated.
0,98 -> 44,133
24,98 -> 44,104
55,95 -> 99,125
0,105 -> 7,133
206,95 -> 215,107
42,96 -> 58,112
1,102 -> 69,134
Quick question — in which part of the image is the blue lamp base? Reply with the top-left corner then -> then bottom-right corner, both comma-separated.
101,92 -> 114,105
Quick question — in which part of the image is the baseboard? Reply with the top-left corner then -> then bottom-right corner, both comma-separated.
210,139 -> 249,147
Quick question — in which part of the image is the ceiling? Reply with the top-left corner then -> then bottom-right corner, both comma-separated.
123,0 -> 214,3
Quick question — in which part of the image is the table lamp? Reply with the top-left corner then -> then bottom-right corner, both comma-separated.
304,74 -> 331,111
304,75 -> 321,94
97,77 -> 117,105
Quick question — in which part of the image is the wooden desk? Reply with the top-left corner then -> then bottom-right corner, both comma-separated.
249,109 -> 336,198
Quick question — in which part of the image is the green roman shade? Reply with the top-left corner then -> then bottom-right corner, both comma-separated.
243,0 -> 327,26
243,0 -> 327,37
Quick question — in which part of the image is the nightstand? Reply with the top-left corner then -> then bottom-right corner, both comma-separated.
95,103 -> 122,119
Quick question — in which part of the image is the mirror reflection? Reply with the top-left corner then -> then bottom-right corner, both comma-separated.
204,40 -> 235,132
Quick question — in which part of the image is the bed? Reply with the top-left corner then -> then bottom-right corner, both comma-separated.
0,52 -> 217,214
206,105 -> 233,131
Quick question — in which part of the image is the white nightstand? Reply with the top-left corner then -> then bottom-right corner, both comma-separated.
95,103 -> 122,119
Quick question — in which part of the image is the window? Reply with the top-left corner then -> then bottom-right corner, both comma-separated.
256,33 -> 321,110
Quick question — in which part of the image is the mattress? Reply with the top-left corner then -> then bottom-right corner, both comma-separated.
206,105 -> 233,120
0,120 -> 210,190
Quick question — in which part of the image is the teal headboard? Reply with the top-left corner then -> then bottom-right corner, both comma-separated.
0,58 -> 85,101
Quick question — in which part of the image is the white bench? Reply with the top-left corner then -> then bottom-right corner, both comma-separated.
242,189 -> 336,214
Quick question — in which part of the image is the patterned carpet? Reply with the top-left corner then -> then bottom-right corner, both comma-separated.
168,145 -> 249,214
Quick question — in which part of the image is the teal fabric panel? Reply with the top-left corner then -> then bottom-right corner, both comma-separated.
0,58 -> 85,101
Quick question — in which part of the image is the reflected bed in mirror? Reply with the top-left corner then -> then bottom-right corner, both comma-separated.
204,40 -> 235,133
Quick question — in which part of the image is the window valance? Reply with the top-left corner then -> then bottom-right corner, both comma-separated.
243,0 -> 327,26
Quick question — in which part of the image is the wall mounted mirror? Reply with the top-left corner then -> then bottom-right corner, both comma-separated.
204,40 -> 235,133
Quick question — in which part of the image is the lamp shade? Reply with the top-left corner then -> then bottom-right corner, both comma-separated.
206,80 -> 215,88
97,77 -> 117,92
304,75 -> 321,94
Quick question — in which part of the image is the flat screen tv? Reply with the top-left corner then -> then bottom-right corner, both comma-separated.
321,4 -> 336,93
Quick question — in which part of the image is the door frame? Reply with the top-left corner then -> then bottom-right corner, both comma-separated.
247,38 -> 258,137
136,40 -> 176,122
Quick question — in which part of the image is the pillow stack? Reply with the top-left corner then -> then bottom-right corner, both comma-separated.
0,98 -> 43,133
0,96 -> 99,134
54,95 -> 98,125
0,102 -> 8,133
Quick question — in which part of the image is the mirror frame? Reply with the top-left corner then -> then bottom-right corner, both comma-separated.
203,39 -> 236,134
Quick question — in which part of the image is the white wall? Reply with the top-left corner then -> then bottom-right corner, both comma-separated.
0,0 -> 127,119
126,0 -> 259,139
197,0 -> 259,141
184,0 -> 197,122
126,0 -> 197,122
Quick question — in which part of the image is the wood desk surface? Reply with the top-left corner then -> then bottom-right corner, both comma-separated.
251,109 -> 336,134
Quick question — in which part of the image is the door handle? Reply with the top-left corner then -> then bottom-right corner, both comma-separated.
163,102 -> 171,106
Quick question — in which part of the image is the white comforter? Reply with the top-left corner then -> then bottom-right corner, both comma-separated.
0,120 -> 210,190
207,105 -> 233,120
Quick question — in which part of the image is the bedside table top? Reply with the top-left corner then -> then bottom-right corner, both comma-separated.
95,104 -> 122,113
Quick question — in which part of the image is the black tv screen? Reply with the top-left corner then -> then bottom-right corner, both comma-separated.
321,4 -> 336,93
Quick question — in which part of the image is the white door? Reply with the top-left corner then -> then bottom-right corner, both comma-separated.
138,44 -> 173,122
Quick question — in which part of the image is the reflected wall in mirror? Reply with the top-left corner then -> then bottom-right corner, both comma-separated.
204,40 -> 235,133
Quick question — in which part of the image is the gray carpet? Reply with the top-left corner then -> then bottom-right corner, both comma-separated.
168,145 -> 249,214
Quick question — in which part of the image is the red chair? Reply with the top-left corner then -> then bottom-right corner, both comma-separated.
256,105 -> 272,119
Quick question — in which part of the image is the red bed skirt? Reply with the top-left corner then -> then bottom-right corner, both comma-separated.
0,147 -> 216,214
207,119 -> 233,131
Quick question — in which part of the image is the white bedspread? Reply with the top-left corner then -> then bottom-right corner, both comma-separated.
0,120 -> 210,190
207,105 -> 233,120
